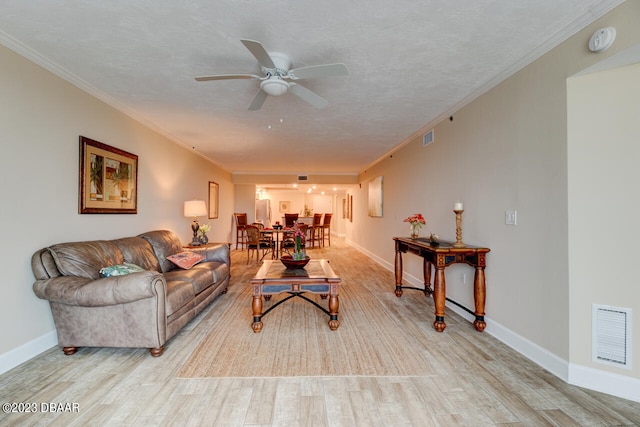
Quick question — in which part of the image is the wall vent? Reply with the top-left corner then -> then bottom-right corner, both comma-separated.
297,175 -> 308,181
592,304 -> 632,369
423,129 -> 434,146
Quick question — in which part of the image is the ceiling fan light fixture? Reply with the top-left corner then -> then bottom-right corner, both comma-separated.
260,78 -> 290,96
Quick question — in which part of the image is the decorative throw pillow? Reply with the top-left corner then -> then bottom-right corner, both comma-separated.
166,251 -> 205,270
100,262 -> 145,277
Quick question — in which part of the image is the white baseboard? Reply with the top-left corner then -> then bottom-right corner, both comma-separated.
0,331 -> 57,375
347,240 -> 640,403
569,363 -> 640,403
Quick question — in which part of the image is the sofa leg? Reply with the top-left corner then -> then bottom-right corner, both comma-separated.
150,346 -> 164,357
222,287 -> 228,294
63,346 -> 77,355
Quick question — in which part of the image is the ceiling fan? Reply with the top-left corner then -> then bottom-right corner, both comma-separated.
195,39 -> 348,110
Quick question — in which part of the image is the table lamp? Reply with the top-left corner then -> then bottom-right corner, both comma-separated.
184,200 -> 207,246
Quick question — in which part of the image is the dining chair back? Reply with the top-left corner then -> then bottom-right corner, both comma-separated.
246,225 -> 271,264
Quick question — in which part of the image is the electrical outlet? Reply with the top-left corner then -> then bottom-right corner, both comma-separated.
505,210 -> 517,225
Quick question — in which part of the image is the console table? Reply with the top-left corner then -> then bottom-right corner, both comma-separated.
393,237 -> 490,332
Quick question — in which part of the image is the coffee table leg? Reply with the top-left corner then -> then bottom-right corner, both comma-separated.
252,294 -> 263,333
328,285 -> 339,330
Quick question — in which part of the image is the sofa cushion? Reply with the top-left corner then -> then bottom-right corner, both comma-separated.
138,230 -> 183,273
165,280 -> 196,316
113,237 -> 162,272
192,261 -> 229,284
99,263 -> 145,277
164,268 -> 214,294
48,241 -> 124,280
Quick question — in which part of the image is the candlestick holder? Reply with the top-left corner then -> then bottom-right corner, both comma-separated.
453,209 -> 466,247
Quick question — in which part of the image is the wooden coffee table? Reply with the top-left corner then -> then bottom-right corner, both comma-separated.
250,259 -> 341,332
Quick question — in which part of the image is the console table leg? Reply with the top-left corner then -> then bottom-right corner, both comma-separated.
423,259 -> 433,296
252,294 -> 263,333
473,267 -> 487,332
394,250 -> 403,297
433,268 -> 446,332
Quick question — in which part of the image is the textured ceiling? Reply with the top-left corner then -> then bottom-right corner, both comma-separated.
0,1 -> 624,175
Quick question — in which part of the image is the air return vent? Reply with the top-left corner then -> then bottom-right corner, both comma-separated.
297,175 -> 308,181
423,129 -> 434,146
592,304 -> 632,369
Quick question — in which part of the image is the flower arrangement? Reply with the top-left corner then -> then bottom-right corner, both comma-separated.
403,214 -> 426,238
198,224 -> 211,236
290,221 -> 307,260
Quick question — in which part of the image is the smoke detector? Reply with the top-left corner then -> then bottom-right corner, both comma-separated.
588,27 -> 616,53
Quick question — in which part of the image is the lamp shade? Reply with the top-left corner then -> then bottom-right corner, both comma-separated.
184,200 -> 207,217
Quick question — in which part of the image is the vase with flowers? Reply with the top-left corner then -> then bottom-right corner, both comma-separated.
280,221 -> 310,269
290,221 -> 307,260
198,224 -> 211,244
404,213 -> 426,239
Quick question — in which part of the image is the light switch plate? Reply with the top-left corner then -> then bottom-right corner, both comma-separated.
505,210 -> 517,225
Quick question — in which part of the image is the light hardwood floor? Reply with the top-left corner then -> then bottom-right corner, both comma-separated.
1,238 -> 639,426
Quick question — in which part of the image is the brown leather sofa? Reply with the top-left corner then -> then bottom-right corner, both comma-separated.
31,230 -> 230,357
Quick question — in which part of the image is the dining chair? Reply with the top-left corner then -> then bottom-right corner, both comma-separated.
234,213 -> 248,250
309,213 -> 323,248
246,225 -> 272,264
321,213 -> 333,247
252,222 -> 273,249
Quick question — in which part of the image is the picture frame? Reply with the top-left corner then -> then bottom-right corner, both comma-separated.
79,136 -> 138,214
208,181 -> 219,219
279,201 -> 291,213
349,194 -> 353,222
368,175 -> 383,217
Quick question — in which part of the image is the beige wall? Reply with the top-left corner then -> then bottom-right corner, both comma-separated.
347,1 -> 640,400
568,62 -> 640,376
0,43 -> 233,367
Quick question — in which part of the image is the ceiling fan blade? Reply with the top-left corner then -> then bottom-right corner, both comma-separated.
195,74 -> 261,82
248,90 -> 268,110
241,39 -> 276,69
289,83 -> 329,109
288,63 -> 348,80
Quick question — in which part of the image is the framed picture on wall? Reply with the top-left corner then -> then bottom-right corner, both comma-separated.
349,194 -> 353,222
79,136 -> 138,214
279,201 -> 291,212
208,181 -> 219,219
368,175 -> 383,217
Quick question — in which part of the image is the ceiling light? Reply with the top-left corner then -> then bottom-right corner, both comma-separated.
260,78 -> 290,96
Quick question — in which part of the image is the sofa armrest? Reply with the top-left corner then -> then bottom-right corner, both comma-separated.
33,271 -> 166,307
190,243 -> 230,265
